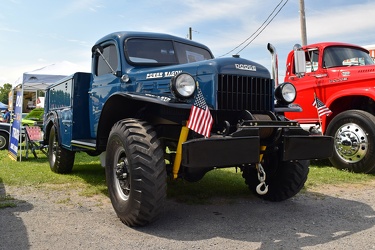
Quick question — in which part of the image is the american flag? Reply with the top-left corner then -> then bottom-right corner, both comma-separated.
187,88 -> 213,138
312,95 -> 332,117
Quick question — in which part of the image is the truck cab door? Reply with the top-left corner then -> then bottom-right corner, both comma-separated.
60,108 -> 73,147
89,42 -> 120,138
285,49 -> 322,124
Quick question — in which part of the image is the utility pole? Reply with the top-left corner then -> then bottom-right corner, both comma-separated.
299,0 -> 307,46
188,27 -> 192,40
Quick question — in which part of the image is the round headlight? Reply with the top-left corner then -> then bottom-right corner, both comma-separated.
170,73 -> 196,99
275,82 -> 296,104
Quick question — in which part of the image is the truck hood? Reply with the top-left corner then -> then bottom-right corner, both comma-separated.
196,57 -> 270,78
127,57 -> 271,81
125,57 -> 272,109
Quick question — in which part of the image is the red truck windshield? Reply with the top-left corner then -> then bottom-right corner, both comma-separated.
323,46 -> 375,68
125,38 -> 213,65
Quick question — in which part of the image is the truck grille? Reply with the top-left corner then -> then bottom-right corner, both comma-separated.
218,74 -> 273,111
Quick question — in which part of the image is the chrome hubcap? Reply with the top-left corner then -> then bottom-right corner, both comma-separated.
0,136 -> 5,149
334,123 -> 368,163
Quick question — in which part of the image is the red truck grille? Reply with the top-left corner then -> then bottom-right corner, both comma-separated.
218,74 -> 274,111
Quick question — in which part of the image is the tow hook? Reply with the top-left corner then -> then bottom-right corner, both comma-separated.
256,163 -> 268,195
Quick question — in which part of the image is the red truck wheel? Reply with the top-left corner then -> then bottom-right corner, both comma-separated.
326,110 -> 375,173
105,119 -> 167,227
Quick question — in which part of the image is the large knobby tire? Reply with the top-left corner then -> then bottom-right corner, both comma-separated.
0,132 -> 9,150
326,110 -> 375,173
242,157 -> 309,202
48,125 -> 75,174
105,119 -> 167,227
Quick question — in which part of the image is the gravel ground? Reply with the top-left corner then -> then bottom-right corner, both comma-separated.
2,181 -> 375,250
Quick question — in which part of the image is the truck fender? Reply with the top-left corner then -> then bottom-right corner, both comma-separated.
114,92 -> 192,109
326,87 -> 375,108
0,124 -> 11,136
43,111 -> 62,145
95,92 -> 192,150
321,88 -> 375,133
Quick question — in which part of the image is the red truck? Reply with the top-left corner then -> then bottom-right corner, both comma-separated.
284,42 -> 375,173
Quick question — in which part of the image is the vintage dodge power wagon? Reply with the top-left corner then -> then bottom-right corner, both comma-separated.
43,31 -> 333,226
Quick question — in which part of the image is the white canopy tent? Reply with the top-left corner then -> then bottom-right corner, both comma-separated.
10,61 -> 87,160
14,61 -> 83,91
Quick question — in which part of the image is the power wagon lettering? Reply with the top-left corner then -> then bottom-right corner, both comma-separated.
146,70 -> 182,79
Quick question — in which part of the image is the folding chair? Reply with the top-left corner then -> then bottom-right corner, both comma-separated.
25,126 -> 47,159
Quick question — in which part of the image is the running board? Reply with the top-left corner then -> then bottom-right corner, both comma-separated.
71,139 -> 96,150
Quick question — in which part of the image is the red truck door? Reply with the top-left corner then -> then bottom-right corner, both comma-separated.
285,49 -> 325,125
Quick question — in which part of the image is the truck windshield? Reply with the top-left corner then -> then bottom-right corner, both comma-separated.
323,46 -> 374,68
125,38 -> 213,65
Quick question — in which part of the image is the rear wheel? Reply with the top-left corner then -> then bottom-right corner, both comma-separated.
242,153 -> 309,201
48,125 -> 75,173
105,119 -> 166,227
326,110 -> 375,173
0,132 -> 9,150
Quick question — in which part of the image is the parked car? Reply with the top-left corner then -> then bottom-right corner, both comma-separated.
0,108 -> 44,150
22,108 -> 44,126
0,122 -> 11,150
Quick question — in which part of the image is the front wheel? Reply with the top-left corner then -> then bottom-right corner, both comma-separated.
326,110 -> 375,173
242,157 -> 309,202
48,125 -> 75,173
0,132 -> 9,150
105,119 -> 167,227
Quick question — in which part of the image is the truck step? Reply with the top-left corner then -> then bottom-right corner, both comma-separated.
71,139 -> 96,150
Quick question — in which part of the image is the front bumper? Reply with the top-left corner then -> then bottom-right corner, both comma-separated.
181,125 -> 333,168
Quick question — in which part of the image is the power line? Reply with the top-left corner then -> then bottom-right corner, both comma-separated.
236,0 -> 288,54
219,0 -> 289,57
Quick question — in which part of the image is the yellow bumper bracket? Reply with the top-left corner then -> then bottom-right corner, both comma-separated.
172,125 -> 189,179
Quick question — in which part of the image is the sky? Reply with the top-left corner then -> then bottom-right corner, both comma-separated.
1,0 -> 375,86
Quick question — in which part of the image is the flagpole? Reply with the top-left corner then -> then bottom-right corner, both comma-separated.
314,92 -> 323,130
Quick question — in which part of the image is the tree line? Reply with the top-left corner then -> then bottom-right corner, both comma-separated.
0,83 -> 12,105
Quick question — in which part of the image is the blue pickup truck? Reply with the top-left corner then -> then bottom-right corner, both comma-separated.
43,31 -> 333,226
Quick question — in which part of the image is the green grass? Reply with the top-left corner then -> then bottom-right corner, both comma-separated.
305,159 -> 373,189
1,149 -> 374,206
0,195 -> 17,208
0,150 -> 107,197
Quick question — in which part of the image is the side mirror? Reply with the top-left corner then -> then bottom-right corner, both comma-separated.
293,44 -> 306,78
